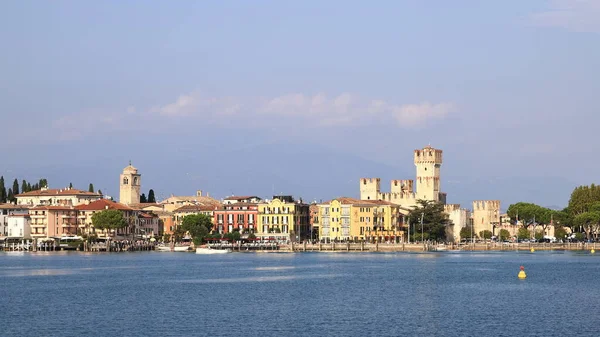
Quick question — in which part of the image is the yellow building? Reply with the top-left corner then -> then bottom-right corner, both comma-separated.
257,196 -> 309,241
318,198 -> 407,242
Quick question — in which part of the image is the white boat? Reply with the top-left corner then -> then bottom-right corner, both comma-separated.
156,244 -> 191,252
196,247 -> 232,254
434,244 -> 448,251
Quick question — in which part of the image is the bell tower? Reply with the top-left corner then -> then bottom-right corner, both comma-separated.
119,161 -> 141,205
414,145 -> 443,202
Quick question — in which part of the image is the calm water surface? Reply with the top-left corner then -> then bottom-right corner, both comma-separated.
1,251 -> 599,336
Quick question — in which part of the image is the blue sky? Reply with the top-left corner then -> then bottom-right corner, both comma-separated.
1,0 -> 599,210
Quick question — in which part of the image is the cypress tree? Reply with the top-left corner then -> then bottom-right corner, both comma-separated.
21,180 -> 28,193
7,188 -> 13,203
140,193 -> 147,203
12,179 -> 19,196
98,189 -> 103,195
0,176 -> 6,203
88,183 -> 94,193
148,189 -> 156,203
69,182 -> 73,188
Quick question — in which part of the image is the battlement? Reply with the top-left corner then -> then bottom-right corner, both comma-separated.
472,200 -> 500,211
391,179 -> 414,194
360,178 -> 381,201
414,145 -> 443,164
444,204 -> 461,212
360,178 -> 381,185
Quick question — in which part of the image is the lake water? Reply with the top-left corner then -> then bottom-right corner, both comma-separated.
1,251 -> 598,336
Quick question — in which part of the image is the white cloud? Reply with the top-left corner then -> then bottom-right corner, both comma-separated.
150,91 -> 453,128
392,102 -> 455,126
531,0 -> 600,33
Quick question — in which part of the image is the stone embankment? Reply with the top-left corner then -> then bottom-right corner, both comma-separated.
273,242 -> 599,252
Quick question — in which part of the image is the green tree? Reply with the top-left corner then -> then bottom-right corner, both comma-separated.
88,183 -> 94,193
140,193 -> 147,203
460,226 -> 476,240
568,184 -> 600,216
499,229 -> 511,241
6,188 -> 13,203
534,230 -> 544,240
98,189 -> 103,195
479,230 -> 493,240
554,226 -> 568,241
0,176 -> 6,203
91,209 -> 128,236
180,213 -> 213,245
553,208 -> 573,230
407,199 -> 450,241
69,182 -> 73,188
573,211 -> 600,240
38,178 -> 48,189
147,189 -> 156,203
12,179 -> 19,196
517,227 -> 531,240
507,202 -> 552,231
21,180 -> 28,193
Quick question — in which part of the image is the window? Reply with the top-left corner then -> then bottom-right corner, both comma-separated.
123,177 -> 129,185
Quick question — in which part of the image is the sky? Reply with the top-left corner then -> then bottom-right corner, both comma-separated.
1,0 -> 599,210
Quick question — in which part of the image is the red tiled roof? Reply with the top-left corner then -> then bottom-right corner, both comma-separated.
74,199 -> 133,211
174,204 -> 216,213
16,188 -> 102,198
30,206 -> 74,211
138,212 -> 156,218
0,203 -> 30,210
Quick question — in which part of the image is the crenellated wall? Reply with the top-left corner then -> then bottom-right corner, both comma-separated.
472,200 -> 501,236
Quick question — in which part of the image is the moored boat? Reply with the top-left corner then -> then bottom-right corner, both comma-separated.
196,247 -> 231,254
156,244 -> 191,252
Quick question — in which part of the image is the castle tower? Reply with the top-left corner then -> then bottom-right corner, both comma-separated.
472,200 -> 500,236
359,178 -> 381,200
414,145 -> 443,202
119,161 -> 141,205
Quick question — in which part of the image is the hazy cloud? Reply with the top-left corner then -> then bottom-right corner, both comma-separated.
151,91 -> 454,128
531,0 -> 600,33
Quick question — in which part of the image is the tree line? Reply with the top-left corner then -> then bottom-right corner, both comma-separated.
0,176 -> 100,203
506,184 -> 600,241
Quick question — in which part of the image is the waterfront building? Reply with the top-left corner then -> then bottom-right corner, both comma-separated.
472,200 -> 501,237
15,187 -> 102,207
0,203 -> 30,236
257,196 -> 310,241
309,203 -> 319,241
159,190 -> 220,212
223,196 -> 262,204
6,214 -> 31,239
444,204 -> 471,243
173,204 -> 216,228
28,206 -> 78,239
318,198 -> 407,242
154,211 -> 175,235
359,145 -> 446,209
74,199 -> 140,238
213,202 -> 259,235
119,162 -> 141,205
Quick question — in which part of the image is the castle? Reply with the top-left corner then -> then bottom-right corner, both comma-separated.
359,145 -> 501,242
359,145 -> 446,208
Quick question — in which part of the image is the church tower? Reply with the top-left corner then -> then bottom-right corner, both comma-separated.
119,161 -> 141,205
414,145 -> 443,202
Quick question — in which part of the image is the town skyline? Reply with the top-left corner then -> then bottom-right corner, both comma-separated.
2,1 -> 598,209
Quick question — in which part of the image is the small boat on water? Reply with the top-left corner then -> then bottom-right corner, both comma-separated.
156,244 -> 191,252
196,247 -> 231,254
434,244 -> 448,252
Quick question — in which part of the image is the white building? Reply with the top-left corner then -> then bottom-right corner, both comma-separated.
0,204 -> 30,237
6,214 -> 31,239
444,204 -> 471,243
